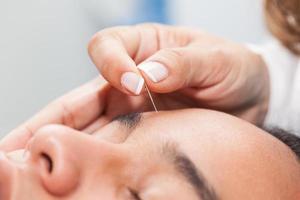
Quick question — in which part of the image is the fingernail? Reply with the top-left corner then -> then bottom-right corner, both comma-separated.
137,62 -> 168,83
121,72 -> 145,95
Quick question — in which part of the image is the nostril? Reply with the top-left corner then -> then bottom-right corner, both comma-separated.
40,152 -> 53,173
36,149 -> 80,196
27,126 -> 82,196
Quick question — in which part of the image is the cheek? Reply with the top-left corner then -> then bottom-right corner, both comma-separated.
74,183 -> 117,199
140,175 -> 199,200
13,170 -> 51,200
74,163 -> 146,200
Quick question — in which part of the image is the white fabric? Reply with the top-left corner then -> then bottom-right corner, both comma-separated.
248,40 -> 300,134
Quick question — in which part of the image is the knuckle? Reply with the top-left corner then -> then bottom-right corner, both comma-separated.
21,124 -> 35,139
158,48 -> 184,66
50,100 -> 76,128
161,48 -> 184,58
136,23 -> 162,33
159,48 -> 185,72
88,36 -> 117,75
59,101 -> 76,128
88,32 -> 101,55
99,50 -> 119,75
87,32 -> 111,56
210,47 -> 231,67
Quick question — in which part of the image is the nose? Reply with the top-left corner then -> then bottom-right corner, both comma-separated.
28,125 -> 81,196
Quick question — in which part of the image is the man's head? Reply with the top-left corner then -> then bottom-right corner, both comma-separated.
1,109 -> 300,200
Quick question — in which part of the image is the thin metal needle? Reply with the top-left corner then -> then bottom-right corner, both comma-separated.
137,69 -> 159,112
144,83 -> 158,112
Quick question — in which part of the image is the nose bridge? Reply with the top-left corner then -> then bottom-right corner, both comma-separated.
28,124 -> 130,196
30,124 -> 129,164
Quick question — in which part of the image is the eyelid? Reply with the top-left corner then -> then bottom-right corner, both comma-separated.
92,123 -> 131,143
117,124 -> 135,143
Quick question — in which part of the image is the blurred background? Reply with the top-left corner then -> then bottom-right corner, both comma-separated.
0,0 -> 268,137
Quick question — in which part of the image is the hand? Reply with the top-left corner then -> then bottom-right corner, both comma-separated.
0,78 -> 158,152
88,23 -> 270,124
0,23 -> 270,151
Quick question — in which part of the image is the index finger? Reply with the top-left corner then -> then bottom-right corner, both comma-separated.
0,77 -> 110,152
88,23 -> 197,95
88,24 -> 161,94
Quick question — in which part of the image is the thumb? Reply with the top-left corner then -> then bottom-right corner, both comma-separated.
137,47 -> 219,93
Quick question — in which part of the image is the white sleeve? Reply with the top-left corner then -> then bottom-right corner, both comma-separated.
247,40 -> 300,132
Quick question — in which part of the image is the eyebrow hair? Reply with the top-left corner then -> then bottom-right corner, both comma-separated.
113,113 -> 218,199
111,112 -> 142,129
163,143 -> 218,200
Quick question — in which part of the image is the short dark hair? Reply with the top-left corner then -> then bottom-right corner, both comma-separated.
263,127 -> 300,159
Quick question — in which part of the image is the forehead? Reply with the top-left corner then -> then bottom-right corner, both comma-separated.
127,109 -> 300,199
129,109 -> 263,144
132,109 -> 299,171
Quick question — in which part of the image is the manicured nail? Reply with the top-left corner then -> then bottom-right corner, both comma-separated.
121,72 -> 144,95
137,62 -> 168,83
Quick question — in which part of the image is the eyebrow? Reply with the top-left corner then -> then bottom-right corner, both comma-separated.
163,143 -> 218,200
111,112 -> 142,129
113,113 -> 218,199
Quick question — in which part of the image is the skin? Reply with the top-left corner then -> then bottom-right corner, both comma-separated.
0,23 -> 270,152
87,23 -> 270,124
1,109 -> 300,199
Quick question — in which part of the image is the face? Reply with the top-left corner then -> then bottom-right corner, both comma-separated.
1,109 -> 300,200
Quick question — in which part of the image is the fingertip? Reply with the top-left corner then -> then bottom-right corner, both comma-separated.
0,126 -> 34,152
137,61 -> 169,83
137,61 -> 184,93
120,72 -> 145,95
0,136 -> 21,152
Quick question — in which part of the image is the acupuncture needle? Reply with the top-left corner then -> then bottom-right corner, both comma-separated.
137,69 -> 158,112
144,83 -> 158,112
